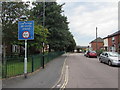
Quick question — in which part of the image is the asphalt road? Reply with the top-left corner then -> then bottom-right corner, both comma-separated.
66,53 -> 119,88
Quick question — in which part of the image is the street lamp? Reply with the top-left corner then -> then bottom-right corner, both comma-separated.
42,1 -> 45,69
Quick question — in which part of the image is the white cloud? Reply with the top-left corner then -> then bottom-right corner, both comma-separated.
61,2 -> 118,45
57,0 -> 119,3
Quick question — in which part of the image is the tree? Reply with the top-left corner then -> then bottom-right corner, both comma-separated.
28,25 -> 49,54
2,2 -> 30,44
1,2 -> 30,56
2,2 -> 50,55
31,2 -> 76,52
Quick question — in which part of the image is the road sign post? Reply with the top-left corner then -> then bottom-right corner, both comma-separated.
24,40 -> 27,78
18,21 -> 34,78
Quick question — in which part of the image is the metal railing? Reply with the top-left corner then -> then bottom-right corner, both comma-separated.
2,51 -> 65,78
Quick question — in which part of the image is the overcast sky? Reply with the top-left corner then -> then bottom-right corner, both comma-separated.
57,1 -> 118,46
22,0 -> 118,46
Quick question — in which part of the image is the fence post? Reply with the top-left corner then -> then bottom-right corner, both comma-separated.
2,57 -> 7,78
32,56 -> 34,72
40,54 -> 42,68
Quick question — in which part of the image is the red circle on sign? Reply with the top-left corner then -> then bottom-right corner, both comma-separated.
22,31 -> 30,39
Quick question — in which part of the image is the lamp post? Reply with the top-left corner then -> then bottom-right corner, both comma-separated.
42,1 -> 45,69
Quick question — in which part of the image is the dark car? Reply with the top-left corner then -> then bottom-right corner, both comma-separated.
99,52 -> 120,66
84,51 -> 97,58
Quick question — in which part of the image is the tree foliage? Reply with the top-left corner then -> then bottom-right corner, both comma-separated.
31,2 -> 76,52
29,25 -> 49,49
2,2 -> 30,44
2,1 -> 76,54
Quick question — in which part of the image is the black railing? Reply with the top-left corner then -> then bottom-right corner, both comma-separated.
2,51 -> 65,78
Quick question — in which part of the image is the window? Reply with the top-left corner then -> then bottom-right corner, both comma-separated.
12,45 -> 15,52
109,52 -> 119,57
112,45 -> 116,52
109,46 -> 112,52
112,37 -> 115,43
12,45 -> 19,53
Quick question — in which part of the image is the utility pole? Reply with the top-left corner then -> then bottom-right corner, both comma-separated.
96,27 -> 98,51
42,0 -> 45,69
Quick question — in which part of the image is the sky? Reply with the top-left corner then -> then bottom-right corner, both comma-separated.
22,0 -> 119,46
57,1 -> 118,46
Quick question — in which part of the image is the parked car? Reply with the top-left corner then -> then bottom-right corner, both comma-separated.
84,51 -> 88,56
99,52 -> 120,66
84,50 -> 97,58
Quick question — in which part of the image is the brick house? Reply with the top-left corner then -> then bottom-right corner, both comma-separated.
90,37 -> 104,51
5,44 -> 24,56
103,37 -> 108,51
106,30 -> 120,53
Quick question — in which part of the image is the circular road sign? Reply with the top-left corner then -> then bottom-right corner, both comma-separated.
22,31 -> 30,39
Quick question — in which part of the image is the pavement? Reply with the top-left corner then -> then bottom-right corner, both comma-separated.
2,53 -> 68,88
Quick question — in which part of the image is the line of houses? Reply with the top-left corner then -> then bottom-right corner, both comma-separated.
89,30 -> 120,53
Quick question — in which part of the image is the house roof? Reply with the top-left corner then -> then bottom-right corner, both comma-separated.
90,37 -> 103,43
103,30 -> 120,39
76,46 -> 88,48
103,36 -> 108,39
108,30 -> 120,37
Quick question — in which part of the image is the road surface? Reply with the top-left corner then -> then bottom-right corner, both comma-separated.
65,53 -> 118,88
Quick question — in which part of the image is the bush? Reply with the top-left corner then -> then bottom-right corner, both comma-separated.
96,49 -> 104,56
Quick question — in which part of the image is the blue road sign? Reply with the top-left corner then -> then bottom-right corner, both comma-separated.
18,21 -> 34,40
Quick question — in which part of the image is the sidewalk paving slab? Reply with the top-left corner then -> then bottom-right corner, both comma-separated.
2,54 -> 68,89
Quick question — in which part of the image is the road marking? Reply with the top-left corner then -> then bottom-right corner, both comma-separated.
60,65 -> 69,90
51,54 -> 69,88
57,84 -> 61,88
64,65 -> 69,89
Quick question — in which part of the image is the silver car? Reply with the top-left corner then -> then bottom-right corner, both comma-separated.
99,52 -> 120,66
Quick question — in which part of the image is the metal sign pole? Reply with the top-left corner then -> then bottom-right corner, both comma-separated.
24,39 -> 27,78
42,42 -> 44,69
18,20 -> 34,78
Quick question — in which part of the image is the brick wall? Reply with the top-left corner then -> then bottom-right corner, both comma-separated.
108,34 -> 120,52
91,42 -> 104,51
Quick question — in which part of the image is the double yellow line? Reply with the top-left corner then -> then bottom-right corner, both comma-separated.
52,54 -> 69,89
